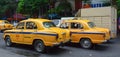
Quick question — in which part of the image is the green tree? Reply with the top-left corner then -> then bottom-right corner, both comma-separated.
117,0 -> 120,17
17,0 -> 49,17
55,0 -> 72,17
0,0 -> 18,18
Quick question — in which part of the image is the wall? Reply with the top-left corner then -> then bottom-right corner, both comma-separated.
76,6 -> 117,38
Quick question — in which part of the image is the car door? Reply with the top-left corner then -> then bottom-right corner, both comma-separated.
23,21 -> 38,44
69,22 -> 84,42
15,22 -> 25,42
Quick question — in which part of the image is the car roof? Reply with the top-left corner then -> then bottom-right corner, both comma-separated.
65,19 -> 90,23
20,18 -> 51,22
0,20 -> 6,22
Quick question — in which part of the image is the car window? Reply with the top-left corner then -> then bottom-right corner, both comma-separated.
43,22 -> 56,28
71,22 -> 83,29
60,23 -> 69,29
26,22 -> 37,29
0,21 -> 4,24
87,22 -> 96,28
16,22 -> 24,29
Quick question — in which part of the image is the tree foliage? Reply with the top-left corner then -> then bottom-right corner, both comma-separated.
17,0 -> 49,17
58,1 -> 71,11
117,0 -> 120,17
0,0 -> 17,18
57,0 -> 72,16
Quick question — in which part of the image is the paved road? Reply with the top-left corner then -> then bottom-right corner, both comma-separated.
0,33 -> 120,57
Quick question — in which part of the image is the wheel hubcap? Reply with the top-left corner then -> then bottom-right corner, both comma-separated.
36,43 -> 43,52
82,40 -> 91,48
6,39 -> 10,46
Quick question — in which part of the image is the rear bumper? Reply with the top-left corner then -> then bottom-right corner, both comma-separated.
45,39 -> 71,47
53,39 -> 71,47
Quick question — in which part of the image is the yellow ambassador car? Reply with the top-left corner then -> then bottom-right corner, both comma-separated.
3,18 -> 70,52
60,19 -> 110,49
0,20 -> 13,32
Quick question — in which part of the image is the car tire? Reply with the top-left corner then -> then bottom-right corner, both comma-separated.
34,40 -> 45,53
80,39 -> 92,49
1,30 -> 4,33
5,36 -> 12,47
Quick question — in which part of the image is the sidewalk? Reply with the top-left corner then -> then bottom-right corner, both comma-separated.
0,49 -> 26,57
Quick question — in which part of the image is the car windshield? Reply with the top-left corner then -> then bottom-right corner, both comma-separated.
52,20 -> 60,26
87,22 -> 96,28
43,22 -> 56,28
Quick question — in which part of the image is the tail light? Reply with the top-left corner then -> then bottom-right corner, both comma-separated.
103,34 -> 106,38
3,25 -> 5,28
8,25 -> 10,28
56,34 -> 59,40
102,33 -> 106,38
70,32 -> 72,36
109,31 -> 111,36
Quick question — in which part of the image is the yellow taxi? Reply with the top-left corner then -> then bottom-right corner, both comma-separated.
0,20 -> 13,32
60,19 -> 110,49
3,18 -> 70,52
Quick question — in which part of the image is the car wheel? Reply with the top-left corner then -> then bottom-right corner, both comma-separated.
80,39 -> 92,49
34,40 -> 45,53
5,36 -> 12,47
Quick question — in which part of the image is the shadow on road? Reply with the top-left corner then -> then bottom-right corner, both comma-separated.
44,47 -> 70,55
65,37 -> 120,51
8,44 -> 70,56
64,42 -> 112,52
65,43 -> 81,48
92,44 -> 109,51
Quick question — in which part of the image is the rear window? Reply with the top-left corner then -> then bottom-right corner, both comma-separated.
87,22 -> 96,28
43,22 -> 56,28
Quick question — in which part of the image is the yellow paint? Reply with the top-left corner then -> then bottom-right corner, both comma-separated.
0,20 -> 13,30
61,19 -> 110,44
3,18 -> 70,47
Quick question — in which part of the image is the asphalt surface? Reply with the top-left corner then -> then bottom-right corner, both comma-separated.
0,33 -> 120,57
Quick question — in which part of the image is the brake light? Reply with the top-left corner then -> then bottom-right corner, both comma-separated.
56,34 -> 59,40
70,32 -> 72,36
103,33 -> 106,38
3,25 -> 5,28
8,25 -> 10,27
109,31 -> 111,36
